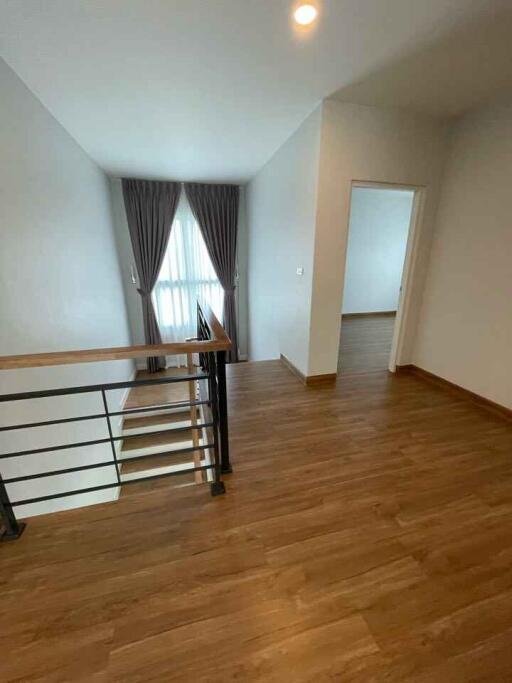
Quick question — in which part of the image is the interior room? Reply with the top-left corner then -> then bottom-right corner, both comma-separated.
338,185 -> 415,375
1,1 -> 512,681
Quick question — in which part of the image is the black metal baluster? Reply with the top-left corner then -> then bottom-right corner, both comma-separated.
207,352 -> 225,496
0,307 -> 231,533
0,472 -> 25,541
215,350 -> 232,474
101,390 -> 122,487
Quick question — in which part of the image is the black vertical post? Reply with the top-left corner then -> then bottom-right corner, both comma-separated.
207,352 -> 225,496
101,390 -> 122,486
0,473 -> 25,541
197,303 -> 206,372
216,350 -> 232,474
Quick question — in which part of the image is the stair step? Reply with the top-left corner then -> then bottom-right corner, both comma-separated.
122,424 -> 192,438
122,420 -> 196,440
120,447 -> 205,474
120,459 -> 207,482
122,408 -> 196,430
121,425 -> 199,451
124,369 -> 202,413
121,437 -> 207,459
122,417 -> 192,436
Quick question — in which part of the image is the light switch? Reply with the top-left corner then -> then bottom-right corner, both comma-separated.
296,267 -> 304,276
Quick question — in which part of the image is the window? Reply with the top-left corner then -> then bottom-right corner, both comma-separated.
152,193 -> 223,366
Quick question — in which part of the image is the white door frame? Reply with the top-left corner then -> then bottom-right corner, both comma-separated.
345,180 -> 426,373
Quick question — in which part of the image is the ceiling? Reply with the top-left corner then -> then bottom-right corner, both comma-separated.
1,0 -> 511,183
332,6 -> 512,118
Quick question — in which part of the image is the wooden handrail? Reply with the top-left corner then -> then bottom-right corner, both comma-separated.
0,302 -> 231,370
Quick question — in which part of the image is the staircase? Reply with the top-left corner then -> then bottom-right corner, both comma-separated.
0,301 -> 231,542
118,373 -> 214,490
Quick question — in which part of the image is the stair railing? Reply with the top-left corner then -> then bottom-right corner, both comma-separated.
0,301 -> 232,542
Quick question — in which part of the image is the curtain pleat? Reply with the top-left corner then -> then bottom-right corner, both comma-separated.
184,182 -> 239,363
122,178 -> 181,372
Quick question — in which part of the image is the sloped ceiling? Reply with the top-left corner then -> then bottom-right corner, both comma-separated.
1,0 -> 511,182
332,7 -> 512,119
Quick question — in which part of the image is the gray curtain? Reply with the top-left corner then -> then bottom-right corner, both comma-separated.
122,178 -> 181,372
185,182 -> 239,363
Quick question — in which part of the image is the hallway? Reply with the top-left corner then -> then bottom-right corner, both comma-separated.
338,313 -> 396,375
1,360 -> 512,681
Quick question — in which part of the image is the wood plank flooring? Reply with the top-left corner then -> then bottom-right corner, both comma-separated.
338,313 -> 396,375
1,360 -> 512,681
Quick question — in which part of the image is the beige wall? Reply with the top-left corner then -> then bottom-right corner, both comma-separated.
413,100 -> 512,409
247,107 -> 322,374
308,101 -> 448,376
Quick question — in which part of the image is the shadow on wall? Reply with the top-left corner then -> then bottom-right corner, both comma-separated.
329,8 -> 512,119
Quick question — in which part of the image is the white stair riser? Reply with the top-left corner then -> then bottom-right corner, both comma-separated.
122,420 -> 192,437
121,439 -> 205,460
122,406 -> 192,421
121,459 -> 207,482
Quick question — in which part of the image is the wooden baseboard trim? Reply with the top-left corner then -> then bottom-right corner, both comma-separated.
342,311 -> 396,319
306,373 -> 338,386
396,364 -> 511,422
280,354 -> 337,386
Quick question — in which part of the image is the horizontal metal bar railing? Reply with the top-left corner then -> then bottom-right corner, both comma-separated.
117,443 -> 213,467
0,399 -> 211,433
109,398 -> 209,418
3,459 -> 115,484
3,443 -> 215,486
0,369 -> 218,516
0,422 -> 214,461
121,421 -> 213,441
0,373 -> 209,403
9,464 -> 215,508
0,412 -> 107,433
0,302 -> 230,542
0,437 -> 116,460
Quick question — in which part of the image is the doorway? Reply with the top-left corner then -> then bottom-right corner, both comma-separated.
338,182 -> 422,376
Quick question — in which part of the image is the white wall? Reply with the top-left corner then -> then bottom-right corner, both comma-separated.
110,179 -> 249,360
247,107 -> 322,374
0,59 -> 133,518
309,101 -> 448,376
413,100 -> 512,409
342,188 -> 414,314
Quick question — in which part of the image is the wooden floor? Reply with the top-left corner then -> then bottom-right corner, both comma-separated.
2,360 -> 512,681
338,313 -> 396,375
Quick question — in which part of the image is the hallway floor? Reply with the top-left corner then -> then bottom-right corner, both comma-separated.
2,360 -> 512,681
338,312 -> 396,375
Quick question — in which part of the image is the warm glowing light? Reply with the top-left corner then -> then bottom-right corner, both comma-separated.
294,4 -> 318,26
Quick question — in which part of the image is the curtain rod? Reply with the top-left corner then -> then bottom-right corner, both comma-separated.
110,176 -> 245,187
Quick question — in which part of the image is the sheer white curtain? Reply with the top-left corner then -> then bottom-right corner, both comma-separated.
152,192 -> 224,367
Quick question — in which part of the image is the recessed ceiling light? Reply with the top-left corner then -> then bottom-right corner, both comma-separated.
294,4 -> 318,26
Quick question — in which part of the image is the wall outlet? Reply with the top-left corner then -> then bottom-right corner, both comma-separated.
296,267 -> 304,276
